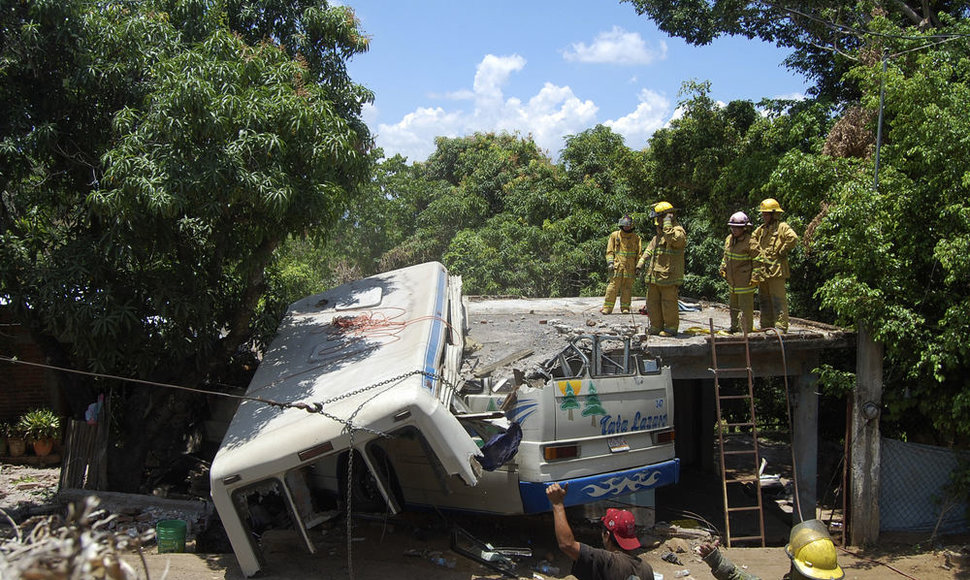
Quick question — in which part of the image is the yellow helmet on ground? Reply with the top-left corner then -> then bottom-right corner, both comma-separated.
759,198 -> 784,213
785,520 -> 844,580
650,201 -> 674,218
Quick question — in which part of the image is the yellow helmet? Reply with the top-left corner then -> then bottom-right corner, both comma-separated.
785,520 -> 843,580
759,198 -> 784,213
650,201 -> 674,218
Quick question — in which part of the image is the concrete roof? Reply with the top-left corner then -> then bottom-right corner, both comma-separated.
463,296 -> 855,381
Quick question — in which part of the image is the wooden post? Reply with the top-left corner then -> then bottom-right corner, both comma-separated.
850,321 -> 883,545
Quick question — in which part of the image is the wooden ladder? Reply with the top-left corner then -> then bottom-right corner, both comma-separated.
708,318 -> 766,547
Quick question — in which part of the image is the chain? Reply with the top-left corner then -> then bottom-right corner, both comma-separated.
243,368 -> 459,439
334,368 -> 460,580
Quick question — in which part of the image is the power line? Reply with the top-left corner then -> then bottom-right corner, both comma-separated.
0,354 -> 447,436
779,5 -> 970,43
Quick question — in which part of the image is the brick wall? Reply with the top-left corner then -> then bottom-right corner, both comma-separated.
0,308 -> 57,425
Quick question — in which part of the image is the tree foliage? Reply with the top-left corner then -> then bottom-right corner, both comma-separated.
802,14 -> 970,441
0,0 -> 372,490
622,0 -> 969,100
4,0 -> 970,494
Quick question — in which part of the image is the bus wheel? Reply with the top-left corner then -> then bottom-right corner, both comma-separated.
339,447 -> 400,513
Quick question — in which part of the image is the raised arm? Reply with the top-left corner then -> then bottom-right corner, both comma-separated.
546,483 -> 581,561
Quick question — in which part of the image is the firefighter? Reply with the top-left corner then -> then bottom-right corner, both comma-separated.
751,198 -> 798,333
719,212 -> 761,334
601,214 -> 643,315
697,519 -> 844,580
546,483 -> 654,580
636,201 -> 686,336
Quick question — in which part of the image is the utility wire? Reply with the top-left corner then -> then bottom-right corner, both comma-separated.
778,5 -> 970,42
0,352 -> 468,580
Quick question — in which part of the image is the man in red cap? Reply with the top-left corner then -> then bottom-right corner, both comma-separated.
546,482 -> 653,580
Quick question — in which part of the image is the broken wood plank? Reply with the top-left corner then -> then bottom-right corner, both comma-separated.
473,348 -> 534,378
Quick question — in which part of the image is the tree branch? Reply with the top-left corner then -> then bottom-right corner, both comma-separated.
892,0 -> 924,27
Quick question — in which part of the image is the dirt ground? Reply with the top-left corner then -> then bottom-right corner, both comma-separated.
3,463 -> 969,580
121,511 -> 968,580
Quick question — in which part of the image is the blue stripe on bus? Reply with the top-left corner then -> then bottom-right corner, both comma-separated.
518,458 -> 680,513
507,400 -> 539,424
422,266 -> 448,391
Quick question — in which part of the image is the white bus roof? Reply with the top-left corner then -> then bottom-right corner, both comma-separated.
210,261 -> 477,486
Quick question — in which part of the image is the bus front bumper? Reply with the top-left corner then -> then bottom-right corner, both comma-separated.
518,458 -> 680,513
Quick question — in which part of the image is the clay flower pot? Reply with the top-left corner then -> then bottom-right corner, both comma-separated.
7,437 -> 27,457
32,438 -> 55,457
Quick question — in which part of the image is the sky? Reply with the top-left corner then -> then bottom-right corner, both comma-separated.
344,1 -> 810,163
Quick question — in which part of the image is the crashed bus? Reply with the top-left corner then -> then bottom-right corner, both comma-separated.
210,261 -> 679,576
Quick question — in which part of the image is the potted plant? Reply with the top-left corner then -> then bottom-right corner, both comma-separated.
6,422 -> 27,457
17,408 -> 61,457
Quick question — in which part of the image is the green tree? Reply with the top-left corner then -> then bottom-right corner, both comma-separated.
622,1 -> 964,100
0,0 -> 372,491
439,127 -> 644,298
645,82 -> 793,300
783,14 -> 970,441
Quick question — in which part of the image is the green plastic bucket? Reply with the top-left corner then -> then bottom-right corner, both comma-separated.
156,519 -> 187,553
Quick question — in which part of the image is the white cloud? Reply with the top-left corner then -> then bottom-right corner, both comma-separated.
473,54 -> 526,104
605,88 -> 671,150
668,106 -> 685,125
374,54 -> 602,161
563,26 -> 667,65
507,83 -> 599,153
773,91 -> 807,102
371,54 -> 678,162
374,106 -> 464,161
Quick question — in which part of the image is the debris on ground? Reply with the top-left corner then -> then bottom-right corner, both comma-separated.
0,496 -> 154,580
662,550 -> 684,565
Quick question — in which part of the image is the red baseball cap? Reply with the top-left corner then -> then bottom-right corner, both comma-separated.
601,508 -> 640,551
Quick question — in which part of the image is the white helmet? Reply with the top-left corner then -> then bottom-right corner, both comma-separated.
728,211 -> 750,227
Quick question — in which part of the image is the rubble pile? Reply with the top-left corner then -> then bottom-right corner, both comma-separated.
0,497 -> 153,580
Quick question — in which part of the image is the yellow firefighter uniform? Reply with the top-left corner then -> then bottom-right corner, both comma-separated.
637,210 -> 686,335
720,229 -> 761,333
751,205 -> 798,333
602,225 -> 642,314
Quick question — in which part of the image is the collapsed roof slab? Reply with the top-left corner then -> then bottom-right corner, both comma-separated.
464,296 -> 855,382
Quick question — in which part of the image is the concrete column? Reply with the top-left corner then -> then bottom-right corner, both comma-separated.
851,321 -> 883,545
791,371 -> 819,523
673,378 -> 697,467
700,379 -> 716,474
